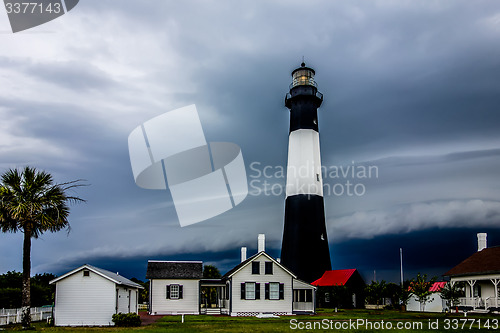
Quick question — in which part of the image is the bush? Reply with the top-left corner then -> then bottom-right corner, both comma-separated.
112,312 -> 141,327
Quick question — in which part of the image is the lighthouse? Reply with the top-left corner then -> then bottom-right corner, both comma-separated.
280,62 -> 332,283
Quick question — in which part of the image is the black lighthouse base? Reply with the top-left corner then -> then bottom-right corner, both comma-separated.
281,194 -> 332,283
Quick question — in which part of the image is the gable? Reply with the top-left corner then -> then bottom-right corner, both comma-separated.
223,252 -> 296,279
50,264 -> 143,289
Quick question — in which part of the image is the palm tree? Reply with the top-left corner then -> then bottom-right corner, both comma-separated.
0,167 -> 84,328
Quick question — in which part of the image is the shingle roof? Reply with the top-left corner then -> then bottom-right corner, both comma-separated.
49,264 -> 143,289
146,261 -> 203,279
311,269 -> 356,286
444,246 -> 500,277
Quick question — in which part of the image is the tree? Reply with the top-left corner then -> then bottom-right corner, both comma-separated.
202,265 -> 222,308
397,280 -> 413,310
0,167 -> 84,328
440,281 -> 465,311
409,273 -> 437,312
130,278 -> 149,304
203,265 -> 221,279
365,280 -> 387,306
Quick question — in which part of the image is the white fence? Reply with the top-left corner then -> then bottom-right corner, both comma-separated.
138,303 -> 148,311
0,306 -> 53,326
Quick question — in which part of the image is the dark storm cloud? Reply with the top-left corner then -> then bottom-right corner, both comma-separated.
1,0 -> 500,282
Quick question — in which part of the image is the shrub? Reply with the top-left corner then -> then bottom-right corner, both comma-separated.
112,312 -> 141,327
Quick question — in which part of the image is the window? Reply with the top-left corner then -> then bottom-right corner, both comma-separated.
83,270 -> 90,277
170,284 -> 179,299
166,284 -> 183,299
246,282 -> 255,300
241,282 -> 260,300
293,289 -> 312,302
252,261 -> 260,274
306,289 -> 312,302
265,283 -> 284,300
269,282 -> 279,300
325,292 -> 330,303
473,285 -> 481,297
265,262 -> 273,275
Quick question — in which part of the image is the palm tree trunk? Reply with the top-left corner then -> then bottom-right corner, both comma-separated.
21,228 -> 31,329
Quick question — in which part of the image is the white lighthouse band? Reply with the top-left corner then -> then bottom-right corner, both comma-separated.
285,129 -> 323,198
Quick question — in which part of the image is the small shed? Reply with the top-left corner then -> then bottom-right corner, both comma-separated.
312,269 -> 365,308
50,264 -> 143,326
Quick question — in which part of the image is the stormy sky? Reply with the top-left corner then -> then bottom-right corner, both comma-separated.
1,0 -> 500,284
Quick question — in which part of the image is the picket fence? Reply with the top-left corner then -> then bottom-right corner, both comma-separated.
0,306 -> 53,326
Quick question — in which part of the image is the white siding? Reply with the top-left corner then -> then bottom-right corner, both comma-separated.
54,270 -> 117,326
116,286 -> 130,314
150,279 -> 199,314
230,253 -> 293,315
407,293 -> 445,312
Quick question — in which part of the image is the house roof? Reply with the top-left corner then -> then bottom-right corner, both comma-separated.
429,282 -> 447,292
444,246 -> 500,277
311,269 -> 357,286
146,260 -> 203,279
222,251 -> 296,279
49,264 -> 143,289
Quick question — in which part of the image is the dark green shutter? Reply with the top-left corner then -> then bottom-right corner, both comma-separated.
256,283 -> 260,299
265,283 -> 269,299
241,283 -> 245,299
166,285 -> 170,299
279,283 -> 284,300
179,285 -> 183,299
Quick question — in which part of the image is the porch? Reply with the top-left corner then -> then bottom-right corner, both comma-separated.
199,279 -> 229,315
292,288 -> 315,313
451,277 -> 500,311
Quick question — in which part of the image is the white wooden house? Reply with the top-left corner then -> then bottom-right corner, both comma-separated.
146,235 -> 316,316
49,264 -> 143,326
444,233 -> 500,311
146,261 -> 203,315
407,282 -> 447,312
222,251 -> 316,316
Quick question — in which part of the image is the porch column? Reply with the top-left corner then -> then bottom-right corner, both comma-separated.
490,279 -> 499,308
467,280 -> 476,308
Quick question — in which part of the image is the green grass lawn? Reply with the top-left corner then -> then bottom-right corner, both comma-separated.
2,309 -> 499,332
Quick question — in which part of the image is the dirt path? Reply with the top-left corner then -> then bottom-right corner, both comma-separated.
139,312 -> 164,326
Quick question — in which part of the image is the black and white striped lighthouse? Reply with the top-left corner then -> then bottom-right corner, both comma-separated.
280,62 -> 332,283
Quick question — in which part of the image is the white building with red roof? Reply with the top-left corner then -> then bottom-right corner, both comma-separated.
407,281 -> 447,312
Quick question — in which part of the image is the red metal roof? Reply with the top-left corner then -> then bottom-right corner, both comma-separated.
311,269 -> 356,286
429,281 -> 446,292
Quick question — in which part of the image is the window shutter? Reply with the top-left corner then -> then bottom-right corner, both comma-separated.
265,283 -> 269,300
279,283 -> 284,300
256,283 -> 260,299
166,285 -> 171,299
179,285 -> 183,299
241,283 -> 246,299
